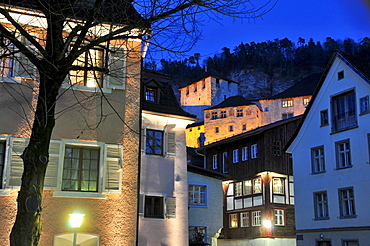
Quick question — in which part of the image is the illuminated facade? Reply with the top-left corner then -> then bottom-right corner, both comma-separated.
0,2 -> 143,245
138,71 -> 197,246
287,52 -> 370,246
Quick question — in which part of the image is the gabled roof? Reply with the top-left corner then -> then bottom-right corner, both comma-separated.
179,69 -> 238,89
142,70 -> 197,119
205,95 -> 256,110
286,51 -> 370,151
186,120 -> 204,129
265,73 -> 322,100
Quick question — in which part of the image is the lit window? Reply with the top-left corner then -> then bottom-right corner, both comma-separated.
145,129 -> 164,155
303,97 -> 310,106
189,184 -> 207,206
233,149 -> 239,163
62,147 -> 100,192
273,178 -> 284,194
312,146 -> 325,173
360,96 -> 369,114
336,140 -> 351,169
229,214 -> 238,228
251,144 -> 258,159
144,195 -> 164,218
237,108 -> 243,117
332,91 -> 357,132
241,147 -> 248,161
211,111 -> 218,120
253,178 -> 262,194
282,100 -> 293,107
145,87 -> 157,102
70,48 -> 104,88
243,180 -> 252,195
221,111 -> 227,118
212,155 -> 218,169
252,211 -> 261,226
314,191 -> 329,219
274,209 -> 285,225
241,212 -> 249,227
320,110 -> 329,126
339,188 -> 356,218
235,182 -> 242,197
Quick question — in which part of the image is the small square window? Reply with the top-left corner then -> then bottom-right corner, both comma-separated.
211,111 -> 218,120
303,98 -> 310,106
144,196 -> 164,218
263,107 -> 269,112
242,124 -> 247,131
215,127 -> 219,133
338,70 -> 344,80
189,184 -> 207,206
360,96 -> 369,114
229,125 -> 233,132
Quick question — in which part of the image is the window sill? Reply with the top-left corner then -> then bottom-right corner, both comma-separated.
360,111 -> 370,116
314,217 -> 330,221
311,170 -> 327,175
331,125 -> 358,135
335,165 -> 353,170
339,215 -> 357,219
188,204 -> 208,208
61,84 -> 112,94
53,191 -> 107,199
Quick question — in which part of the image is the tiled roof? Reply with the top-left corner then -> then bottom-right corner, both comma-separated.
142,71 -> 197,119
206,95 -> 255,110
266,73 -> 322,100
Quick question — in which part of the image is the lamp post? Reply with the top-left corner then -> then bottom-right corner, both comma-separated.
69,208 -> 85,246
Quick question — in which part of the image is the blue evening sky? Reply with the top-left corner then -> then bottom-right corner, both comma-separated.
152,0 -> 370,60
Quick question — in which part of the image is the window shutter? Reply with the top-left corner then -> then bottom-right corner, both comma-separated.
8,138 -> 29,187
14,36 -> 36,79
166,131 -> 176,156
106,51 -> 126,90
138,194 -> 144,217
44,140 -> 61,190
103,144 -> 123,192
166,196 -> 176,218
141,128 -> 146,153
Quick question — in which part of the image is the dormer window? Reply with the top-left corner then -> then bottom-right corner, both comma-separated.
146,87 -> 157,102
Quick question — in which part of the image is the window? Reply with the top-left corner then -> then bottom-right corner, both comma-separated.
339,188 -> 356,218
211,111 -> 218,120
312,146 -> 325,173
229,214 -> 238,228
0,38 -> 14,78
145,129 -> 164,155
221,110 -> 227,118
215,127 -> 219,133
314,191 -> 329,219
233,149 -> 239,163
189,184 -> 207,206
144,195 -> 164,218
145,87 -> 157,102
243,180 -> 252,195
212,155 -> 218,169
202,80 -> 206,89
336,140 -> 351,169
235,182 -> 243,196
274,209 -> 284,225
303,97 -> 310,106
241,212 -> 250,227
360,95 -> 369,114
320,110 -> 329,126
273,178 -> 284,194
253,178 -> 262,193
216,78 -> 220,87
70,48 -> 104,88
342,240 -> 359,246
189,226 -> 207,244
242,124 -> 247,131
282,100 -> 293,107
263,107 -> 269,112
222,152 -> 228,173
282,113 -> 294,119
338,70 -> 344,80
237,108 -> 243,117
0,141 -> 4,189
332,91 -> 357,132
229,125 -> 233,132
241,147 -> 248,161
251,144 -> 258,159
252,211 -> 261,226
273,141 -> 281,156
193,84 -> 197,92
186,87 -> 189,95
62,147 -> 99,192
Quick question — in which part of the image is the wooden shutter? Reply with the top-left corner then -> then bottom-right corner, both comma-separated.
166,131 -> 176,156
141,127 -> 146,153
106,50 -> 126,90
103,144 -> 123,192
44,140 -> 61,190
8,138 -> 29,187
166,196 -> 176,218
138,194 -> 144,217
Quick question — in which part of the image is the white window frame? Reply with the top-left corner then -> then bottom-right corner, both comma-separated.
241,146 -> 248,161
339,187 -> 356,218
336,140 -> 351,169
233,149 -> 239,163
240,212 -> 250,227
314,191 -> 329,220
188,184 -> 207,207
312,146 -> 325,173
360,95 -> 369,114
274,209 -> 285,226
252,211 -> 261,226
251,144 -> 258,159
229,213 -> 238,228
212,154 -> 218,169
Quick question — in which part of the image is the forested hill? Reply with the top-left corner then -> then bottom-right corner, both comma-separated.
148,37 -> 370,99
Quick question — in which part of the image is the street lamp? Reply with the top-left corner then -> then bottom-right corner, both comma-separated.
69,208 -> 85,246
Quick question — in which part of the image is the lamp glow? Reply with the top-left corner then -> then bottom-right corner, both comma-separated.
263,219 -> 272,229
69,208 -> 85,228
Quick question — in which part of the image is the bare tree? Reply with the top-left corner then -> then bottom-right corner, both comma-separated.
0,0 -> 277,245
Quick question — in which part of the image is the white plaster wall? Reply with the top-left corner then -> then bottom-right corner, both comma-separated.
288,57 -> 370,232
188,172 -> 224,245
217,238 -> 296,246
296,230 -> 368,246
